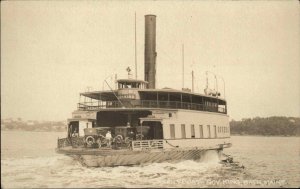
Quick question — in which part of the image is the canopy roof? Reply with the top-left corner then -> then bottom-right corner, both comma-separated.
80,90 -> 118,101
80,88 -> 226,104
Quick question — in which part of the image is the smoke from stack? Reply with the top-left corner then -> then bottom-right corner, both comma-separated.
144,15 -> 157,89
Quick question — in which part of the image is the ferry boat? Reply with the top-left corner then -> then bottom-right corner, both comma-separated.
56,14 -> 231,167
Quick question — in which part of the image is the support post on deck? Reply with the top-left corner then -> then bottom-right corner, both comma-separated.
157,92 -> 159,107
180,93 -> 182,108
167,93 -> 170,107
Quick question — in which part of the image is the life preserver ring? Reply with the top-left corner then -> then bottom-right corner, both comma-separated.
114,135 -> 123,144
85,136 -> 95,145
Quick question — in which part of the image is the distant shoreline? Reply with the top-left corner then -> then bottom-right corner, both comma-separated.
230,116 -> 300,137
230,134 -> 298,137
1,129 -> 66,133
2,116 -> 299,136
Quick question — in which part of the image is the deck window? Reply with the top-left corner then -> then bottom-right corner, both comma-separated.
214,125 -> 217,138
170,124 -> 175,139
199,125 -> 203,138
191,124 -> 195,138
181,124 -> 186,139
207,125 -> 211,138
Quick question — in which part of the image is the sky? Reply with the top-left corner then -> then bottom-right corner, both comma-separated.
1,1 -> 300,121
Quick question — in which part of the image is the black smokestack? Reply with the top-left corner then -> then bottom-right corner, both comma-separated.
144,15 -> 156,89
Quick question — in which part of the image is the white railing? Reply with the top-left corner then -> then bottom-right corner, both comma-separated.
132,140 -> 164,151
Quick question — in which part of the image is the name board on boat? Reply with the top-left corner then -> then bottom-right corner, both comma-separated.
72,111 -> 97,119
151,111 -> 168,119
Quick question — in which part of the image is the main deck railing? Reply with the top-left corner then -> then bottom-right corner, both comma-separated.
78,100 -> 226,114
132,140 -> 164,151
57,137 -> 164,151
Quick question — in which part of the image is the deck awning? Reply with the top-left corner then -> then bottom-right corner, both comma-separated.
80,90 -> 118,101
80,88 -> 226,105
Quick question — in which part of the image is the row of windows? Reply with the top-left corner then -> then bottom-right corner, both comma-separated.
218,126 -> 229,133
169,124 -> 229,139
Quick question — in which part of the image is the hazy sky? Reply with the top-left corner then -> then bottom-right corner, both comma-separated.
1,1 -> 299,121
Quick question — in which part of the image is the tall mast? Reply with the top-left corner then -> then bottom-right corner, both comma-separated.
135,12 -> 137,79
206,71 -> 208,89
182,44 -> 184,89
192,70 -> 194,93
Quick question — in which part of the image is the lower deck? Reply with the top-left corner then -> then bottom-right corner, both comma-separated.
57,136 -> 231,152
68,109 -> 230,141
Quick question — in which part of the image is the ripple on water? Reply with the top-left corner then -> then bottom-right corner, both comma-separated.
1,133 -> 298,188
1,154 -> 289,188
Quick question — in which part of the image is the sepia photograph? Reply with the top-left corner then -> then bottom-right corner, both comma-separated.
1,0 -> 300,188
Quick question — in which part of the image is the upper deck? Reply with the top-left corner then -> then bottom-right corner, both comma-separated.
78,79 -> 227,114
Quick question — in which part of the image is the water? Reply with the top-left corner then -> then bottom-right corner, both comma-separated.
1,131 -> 299,188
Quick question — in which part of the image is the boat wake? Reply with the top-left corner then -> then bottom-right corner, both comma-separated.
1,150 -> 262,188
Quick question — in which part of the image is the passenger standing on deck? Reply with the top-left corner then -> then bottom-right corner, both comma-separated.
72,128 -> 79,137
106,131 -> 112,147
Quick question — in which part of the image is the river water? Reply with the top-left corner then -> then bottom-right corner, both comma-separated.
1,131 -> 299,188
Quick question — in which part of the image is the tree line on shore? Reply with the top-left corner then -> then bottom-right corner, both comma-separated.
1,120 -> 66,132
230,116 -> 300,136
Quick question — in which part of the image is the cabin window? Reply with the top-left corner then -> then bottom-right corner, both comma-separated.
181,124 -> 186,139
170,124 -> 175,139
199,125 -> 203,138
207,125 -> 211,138
191,124 -> 195,138
169,113 -> 172,117
214,125 -> 217,138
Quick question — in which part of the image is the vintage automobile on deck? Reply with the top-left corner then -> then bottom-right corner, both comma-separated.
84,127 -> 109,148
114,126 -> 138,148
83,126 -> 138,149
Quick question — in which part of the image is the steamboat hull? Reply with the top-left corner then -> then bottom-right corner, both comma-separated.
56,146 -> 227,167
